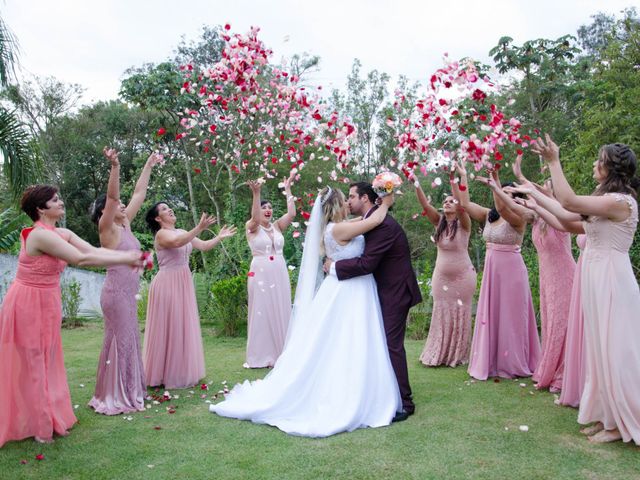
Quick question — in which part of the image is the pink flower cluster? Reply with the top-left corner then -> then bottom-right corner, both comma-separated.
177,25 -> 357,186
389,55 -> 530,179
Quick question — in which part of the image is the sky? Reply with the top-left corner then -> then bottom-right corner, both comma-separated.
3,0 -> 639,105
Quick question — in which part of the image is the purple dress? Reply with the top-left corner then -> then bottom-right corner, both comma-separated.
143,233 -> 205,389
531,219 -> 576,391
467,219 -> 541,380
559,234 -> 586,407
89,225 -> 146,414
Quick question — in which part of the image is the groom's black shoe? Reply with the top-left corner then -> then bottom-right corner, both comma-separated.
392,409 -> 413,423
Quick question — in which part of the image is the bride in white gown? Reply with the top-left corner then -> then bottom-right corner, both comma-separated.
209,186 -> 402,437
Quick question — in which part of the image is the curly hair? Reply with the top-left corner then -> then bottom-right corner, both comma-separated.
595,143 -> 639,199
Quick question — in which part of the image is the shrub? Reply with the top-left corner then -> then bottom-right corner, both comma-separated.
61,278 -> 83,328
207,274 -> 248,337
407,260 -> 433,340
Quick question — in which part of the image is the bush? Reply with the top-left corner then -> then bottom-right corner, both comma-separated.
407,259 -> 433,340
61,278 -> 83,328
137,280 -> 150,326
207,274 -> 248,337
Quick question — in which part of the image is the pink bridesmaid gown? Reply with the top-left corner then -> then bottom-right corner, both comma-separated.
143,233 -> 205,388
559,234 -> 586,407
245,224 -> 291,368
468,219 -> 541,380
419,226 -> 477,367
0,224 -> 77,447
578,194 -> 640,445
89,224 -> 146,414
531,219 -> 576,391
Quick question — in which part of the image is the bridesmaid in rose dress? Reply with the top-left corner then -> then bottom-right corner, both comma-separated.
535,136 -> 640,444
455,163 -> 541,380
88,148 -> 162,415
413,178 -> 476,367
244,176 -> 296,368
143,203 -> 236,388
0,185 -> 142,447
508,181 -> 587,406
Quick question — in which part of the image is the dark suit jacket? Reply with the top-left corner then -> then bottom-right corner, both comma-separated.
335,209 -> 422,317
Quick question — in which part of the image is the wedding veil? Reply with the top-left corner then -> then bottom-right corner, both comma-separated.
284,191 -> 324,344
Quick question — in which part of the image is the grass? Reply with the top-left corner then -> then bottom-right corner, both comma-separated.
1,323 -> 639,480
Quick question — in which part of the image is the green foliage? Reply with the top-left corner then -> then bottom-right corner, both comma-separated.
207,274 -> 248,337
61,278 -> 82,327
136,280 -> 149,325
0,206 -> 28,251
407,258 -> 433,340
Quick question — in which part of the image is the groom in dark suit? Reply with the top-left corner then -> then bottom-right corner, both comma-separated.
330,182 -> 422,421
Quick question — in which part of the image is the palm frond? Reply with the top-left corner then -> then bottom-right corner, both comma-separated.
0,207 -> 28,251
0,16 -> 19,87
0,107 -> 43,202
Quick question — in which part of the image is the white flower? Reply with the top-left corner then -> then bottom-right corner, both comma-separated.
519,425 -> 529,432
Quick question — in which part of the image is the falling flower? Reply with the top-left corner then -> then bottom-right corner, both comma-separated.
35,454 -> 45,461
519,425 -> 529,432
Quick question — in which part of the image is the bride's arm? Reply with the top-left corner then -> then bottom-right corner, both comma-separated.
331,195 -> 393,243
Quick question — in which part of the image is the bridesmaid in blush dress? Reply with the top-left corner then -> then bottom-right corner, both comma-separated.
143,203 -> 236,389
455,163 -> 540,380
0,185 -> 143,447
88,148 -> 162,415
534,136 -> 640,444
413,178 -> 476,367
244,176 -> 296,368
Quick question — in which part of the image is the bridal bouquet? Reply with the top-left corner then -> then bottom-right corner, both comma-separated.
373,171 -> 402,197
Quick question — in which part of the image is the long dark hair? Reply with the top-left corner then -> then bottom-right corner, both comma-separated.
434,216 -> 459,243
90,194 -> 107,224
145,201 -> 167,234
487,182 -> 526,223
594,143 -> 639,199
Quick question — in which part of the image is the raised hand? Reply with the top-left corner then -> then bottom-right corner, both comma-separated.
531,134 -> 560,164
146,152 -> 165,168
513,196 -> 538,211
504,184 -> 532,196
512,154 -> 526,182
246,180 -> 262,194
379,193 -> 395,208
197,213 -> 217,232
217,225 -> 237,239
474,175 -> 498,190
103,147 -> 119,167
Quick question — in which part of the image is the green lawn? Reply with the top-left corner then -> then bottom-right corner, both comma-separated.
1,324 -> 638,479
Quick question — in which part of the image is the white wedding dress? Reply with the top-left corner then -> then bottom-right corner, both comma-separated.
210,220 -> 401,437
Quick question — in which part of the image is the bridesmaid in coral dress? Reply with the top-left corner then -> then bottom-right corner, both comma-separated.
455,163 -> 541,380
88,148 -> 162,415
534,135 -> 640,445
143,203 -> 236,388
413,179 -> 476,367
0,185 -> 143,447
244,176 -> 296,368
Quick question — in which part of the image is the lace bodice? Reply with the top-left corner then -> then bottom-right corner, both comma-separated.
324,223 -> 365,261
483,219 -> 524,246
583,193 -> 638,254
15,227 -> 66,287
155,229 -> 193,269
248,224 -> 285,257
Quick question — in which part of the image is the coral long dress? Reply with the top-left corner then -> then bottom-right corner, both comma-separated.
578,194 -> 640,445
467,219 -> 541,380
559,234 -> 587,407
419,226 -> 476,367
531,219 -> 576,390
143,233 -> 205,388
89,224 -> 146,414
0,223 -> 77,447
245,224 -> 291,368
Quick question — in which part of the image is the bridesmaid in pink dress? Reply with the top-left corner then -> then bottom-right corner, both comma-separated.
244,177 -> 296,368
508,183 -> 588,406
455,163 -> 541,380
413,180 -> 476,367
88,148 -> 162,414
534,136 -> 640,445
143,203 -> 236,388
0,185 -> 142,447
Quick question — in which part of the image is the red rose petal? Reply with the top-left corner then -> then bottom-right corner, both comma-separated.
35,454 -> 45,461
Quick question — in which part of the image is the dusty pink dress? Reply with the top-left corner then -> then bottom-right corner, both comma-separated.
559,234 -> 587,407
89,225 -> 146,414
467,219 -> 541,380
531,219 -> 576,391
143,232 -> 205,388
419,225 -> 476,367
578,194 -> 640,445
245,224 -> 291,368
0,224 -> 77,447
